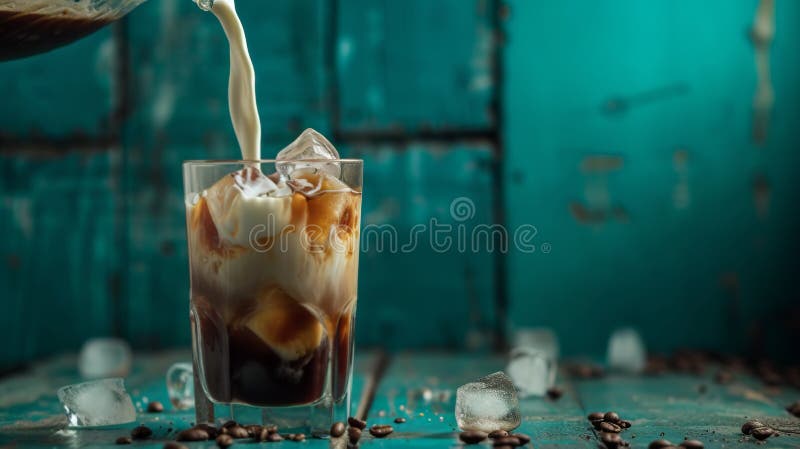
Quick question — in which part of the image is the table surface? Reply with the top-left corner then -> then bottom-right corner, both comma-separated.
1,351 -> 798,448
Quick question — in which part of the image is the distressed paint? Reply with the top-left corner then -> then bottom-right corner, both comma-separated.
1,352 -> 797,449
337,0 -> 496,132
502,0 -> 800,358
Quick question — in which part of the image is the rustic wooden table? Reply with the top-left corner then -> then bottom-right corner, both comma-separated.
1,351 -> 798,448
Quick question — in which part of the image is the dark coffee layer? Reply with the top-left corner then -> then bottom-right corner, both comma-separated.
192,299 -> 354,407
0,10 -> 111,61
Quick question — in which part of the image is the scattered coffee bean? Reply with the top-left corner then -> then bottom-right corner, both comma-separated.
619,420 -> 632,429
227,426 -> 249,439
131,425 -> 153,440
489,429 -> 509,439
547,386 -> 564,400
348,416 -> 367,430
601,432 -> 623,449
222,420 -> 238,429
600,422 -> 622,433
348,426 -> 362,444
292,433 -> 306,442
787,401 -> 800,418
741,420 -> 764,435
752,428 -> 774,441
394,417 -> 407,424
459,430 -> 488,444
493,436 -> 521,446
116,436 -> 132,445
147,401 -> 164,413
588,412 -> 605,421
494,446 -> 514,449
177,428 -> 209,441
513,433 -> 531,445
215,434 -> 233,448
266,433 -> 283,442
163,443 -> 188,449
604,412 -> 621,424
195,423 -> 218,438
330,421 -> 346,437
244,425 -> 261,437
592,420 -> 606,430
649,439 -> 673,449
679,439 -> 704,449
713,370 -> 733,385
369,424 -> 394,438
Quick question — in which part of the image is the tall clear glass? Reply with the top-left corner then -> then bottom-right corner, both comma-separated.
182,160 -> 362,436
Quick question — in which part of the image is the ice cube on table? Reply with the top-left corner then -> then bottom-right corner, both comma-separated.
455,371 -> 520,432
57,378 -> 136,427
276,128 -> 341,178
78,338 -> 132,379
607,327 -> 647,374
507,347 -> 556,397
166,362 -> 194,410
513,327 -> 560,361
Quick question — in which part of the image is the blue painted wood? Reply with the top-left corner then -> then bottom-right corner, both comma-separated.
0,153 -> 119,369
0,27 -> 115,138
344,145 -> 497,350
502,0 -> 800,358
337,0 -> 495,132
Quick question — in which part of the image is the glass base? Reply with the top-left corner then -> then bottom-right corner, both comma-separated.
194,370 -> 350,438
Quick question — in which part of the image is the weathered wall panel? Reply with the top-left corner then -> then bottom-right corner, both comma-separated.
503,0 -> 800,358
337,0 -> 495,132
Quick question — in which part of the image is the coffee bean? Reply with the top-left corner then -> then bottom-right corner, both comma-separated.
348,427 -> 362,444
177,428 -> 209,441
222,420 -> 238,429
330,421 -> 346,437
601,432 -> 623,449
163,443 -> 188,449
752,428 -> 774,441
147,401 -> 164,413
513,433 -> 531,445
787,401 -> 800,418
649,439 -> 673,449
369,424 -> 393,438
459,431 -> 488,444
588,412 -> 605,421
227,426 -> 249,439
713,370 -> 733,385
394,417 -> 407,424
292,433 -> 306,442
244,425 -> 261,437
494,446 -> 514,449
679,439 -> 704,449
266,433 -> 283,442
215,434 -> 234,448
348,416 -> 367,430
741,420 -> 764,435
116,436 -> 132,445
131,425 -> 153,440
592,420 -> 606,430
547,386 -> 564,400
604,412 -> 621,423
489,429 -> 509,438
619,420 -> 632,429
194,423 -> 218,438
493,436 -> 521,446
600,422 -> 622,433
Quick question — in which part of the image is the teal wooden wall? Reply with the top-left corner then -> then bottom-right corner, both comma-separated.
1,0 -> 798,370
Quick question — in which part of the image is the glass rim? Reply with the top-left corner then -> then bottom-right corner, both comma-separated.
183,159 -> 363,166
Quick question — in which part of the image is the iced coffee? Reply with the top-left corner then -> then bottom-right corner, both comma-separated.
185,130 -> 361,407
